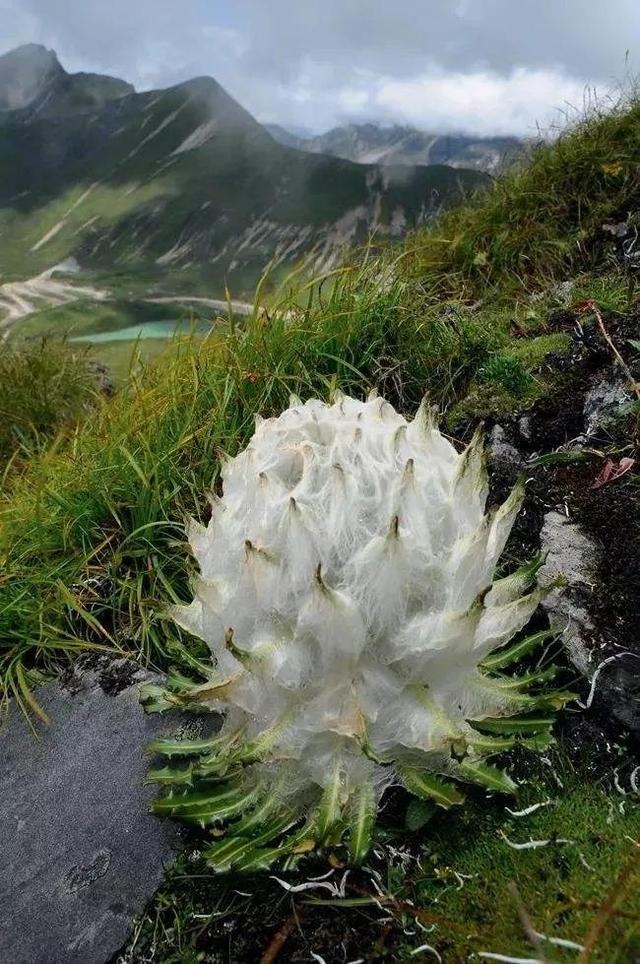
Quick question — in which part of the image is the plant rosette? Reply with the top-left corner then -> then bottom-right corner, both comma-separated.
142,392 -> 569,872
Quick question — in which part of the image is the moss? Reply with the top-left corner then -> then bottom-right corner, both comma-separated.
445,331 -> 571,425
509,332 -> 572,366
403,779 -> 640,962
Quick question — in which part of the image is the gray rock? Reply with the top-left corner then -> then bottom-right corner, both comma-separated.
583,379 -> 631,435
488,424 -> 522,467
538,511 -> 600,675
518,415 -> 533,442
0,665 -> 185,964
552,278 -> 576,305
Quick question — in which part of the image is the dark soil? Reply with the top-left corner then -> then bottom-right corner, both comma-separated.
482,307 -> 640,773
62,651 -> 143,697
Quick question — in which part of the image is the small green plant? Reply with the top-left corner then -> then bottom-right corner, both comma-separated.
143,393 -> 569,872
480,354 -> 534,396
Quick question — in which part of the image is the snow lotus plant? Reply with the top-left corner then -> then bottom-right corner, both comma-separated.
143,392 -> 568,873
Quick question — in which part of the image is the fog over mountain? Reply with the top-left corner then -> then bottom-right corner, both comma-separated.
2,1 -> 635,135
266,123 -> 524,174
0,44 -> 487,300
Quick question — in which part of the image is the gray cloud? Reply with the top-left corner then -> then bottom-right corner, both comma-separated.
1,0 -> 638,134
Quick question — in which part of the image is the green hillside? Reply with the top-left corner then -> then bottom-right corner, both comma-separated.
0,47 -> 486,297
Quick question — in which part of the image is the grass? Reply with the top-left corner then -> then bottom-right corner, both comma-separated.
405,773 -> 640,961
403,91 -> 640,299
0,338 -> 100,472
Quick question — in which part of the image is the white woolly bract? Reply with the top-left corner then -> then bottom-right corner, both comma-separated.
173,393 -> 538,812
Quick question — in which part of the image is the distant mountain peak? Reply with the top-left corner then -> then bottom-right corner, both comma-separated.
268,121 -> 523,174
0,43 -> 134,116
0,43 -> 64,110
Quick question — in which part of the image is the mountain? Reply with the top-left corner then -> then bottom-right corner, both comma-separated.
0,46 -> 488,297
0,44 -> 132,115
265,122 -> 523,174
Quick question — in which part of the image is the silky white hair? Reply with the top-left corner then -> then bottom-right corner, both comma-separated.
172,392 -> 542,817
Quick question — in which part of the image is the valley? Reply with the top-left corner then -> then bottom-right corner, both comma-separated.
0,44 -> 488,366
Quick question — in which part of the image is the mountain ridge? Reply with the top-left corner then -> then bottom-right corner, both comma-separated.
0,45 -> 487,298
266,121 -> 524,174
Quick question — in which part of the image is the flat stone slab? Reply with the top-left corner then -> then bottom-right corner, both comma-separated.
0,662 -> 185,964
539,510 -> 599,675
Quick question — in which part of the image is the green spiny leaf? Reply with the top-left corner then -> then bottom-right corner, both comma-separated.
233,841 -> 298,873
204,814 -> 296,872
486,665 -> 558,690
152,780 -> 260,825
468,732 -> 518,754
229,793 -> 285,837
531,689 -> 576,710
145,763 -> 194,786
347,782 -> 376,865
469,714 -> 555,735
147,731 -> 233,759
400,766 -> 465,808
482,629 -> 558,670
316,763 -> 345,841
458,760 -> 516,794
140,683 -> 184,714
487,555 -> 544,607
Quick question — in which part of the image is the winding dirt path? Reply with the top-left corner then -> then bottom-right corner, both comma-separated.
0,267 -> 109,333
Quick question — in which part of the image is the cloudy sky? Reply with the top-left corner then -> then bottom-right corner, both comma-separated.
2,0 -> 638,135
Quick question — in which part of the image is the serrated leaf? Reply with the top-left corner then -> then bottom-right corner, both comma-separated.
458,760 -> 516,794
530,689 -> 576,710
400,767 -> 465,808
204,814 -> 296,872
405,798 -> 437,831
316,763 -> 345,841
146,763 -> 194,786
469,714 -> 555,735
487,665 -> 558,690
227,793 -> 282,837
152,780 -> 260,825
469,732 -> 518,754
140,683 -> 184,714
147,731 -> 231,759
486,556 -> 544,607
233,842 -> 296,873
347,783 -> 376,865
482,629 -> 557,670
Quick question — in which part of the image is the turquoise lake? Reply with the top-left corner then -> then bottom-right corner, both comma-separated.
71,320 -> 213,344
